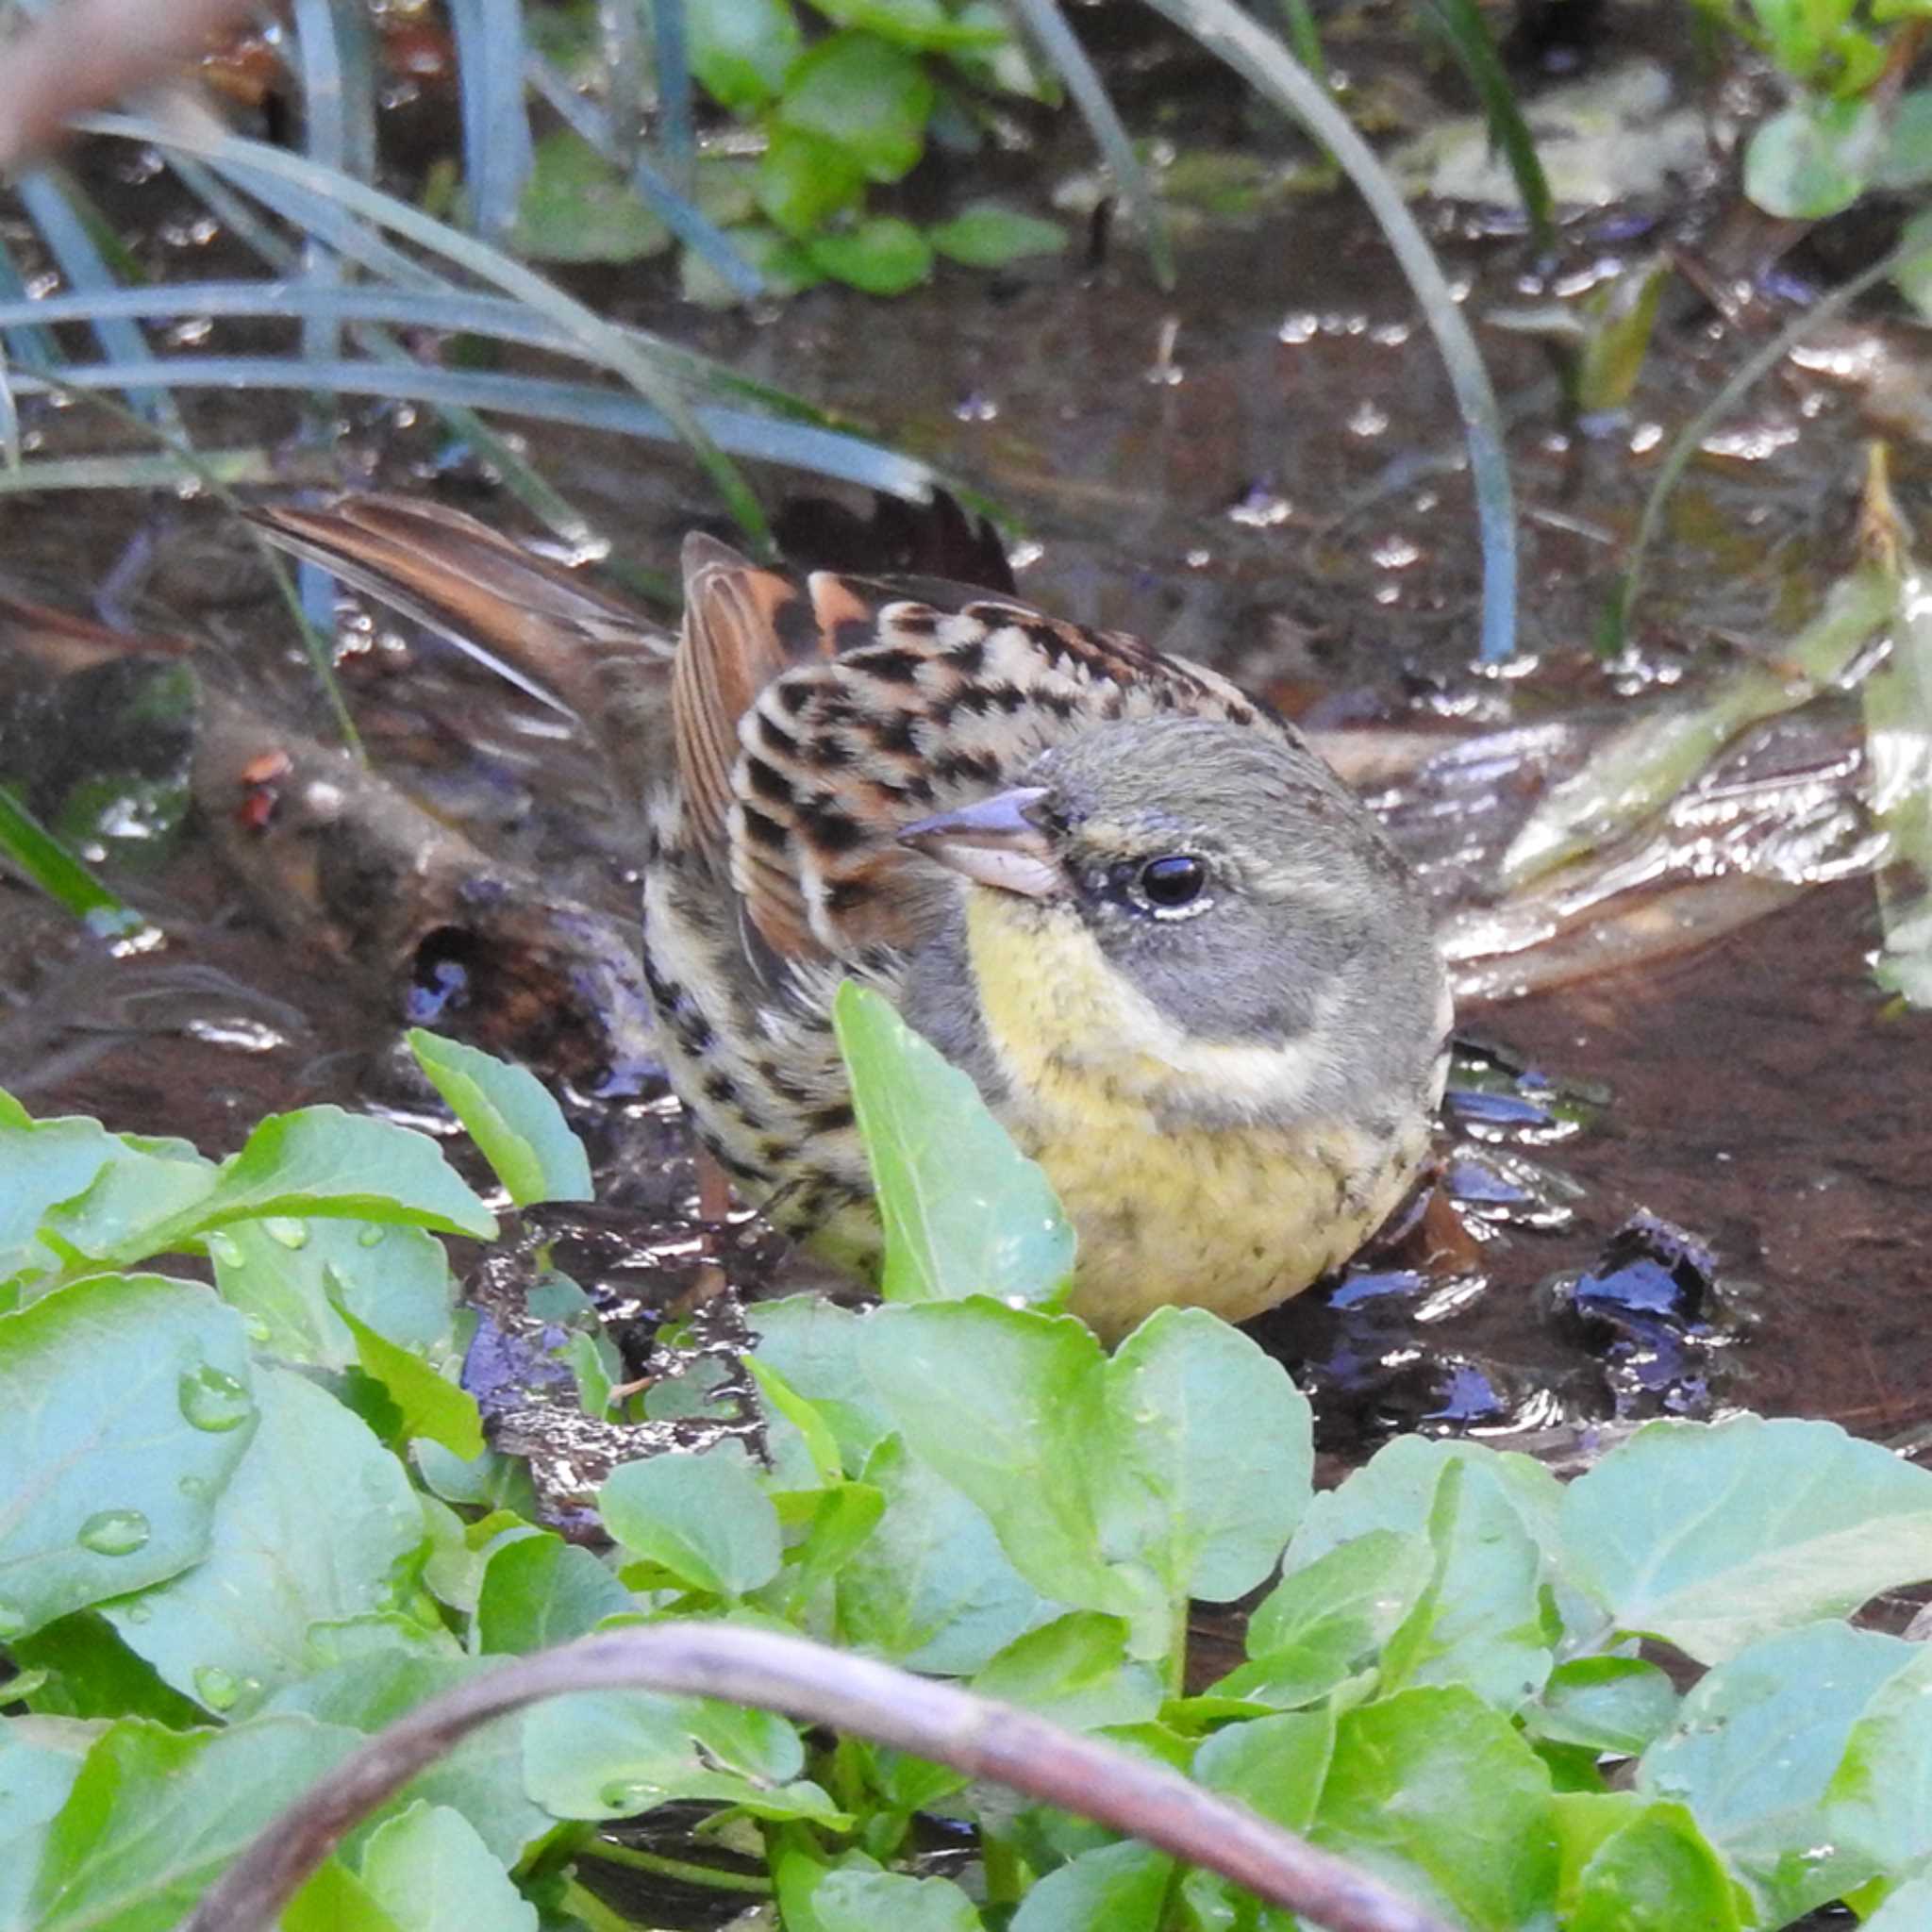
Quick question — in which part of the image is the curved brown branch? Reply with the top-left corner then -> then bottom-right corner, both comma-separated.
182,1623 -> 1452,1932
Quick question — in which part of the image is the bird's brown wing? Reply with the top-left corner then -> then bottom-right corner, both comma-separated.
674,548 -> 1291,961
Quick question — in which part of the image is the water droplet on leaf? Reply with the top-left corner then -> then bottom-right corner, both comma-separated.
78,1508 -> 150,1556
179,1363 -> 254,1432
193,1666 -> 242,1710
263,1217 -> 309,1250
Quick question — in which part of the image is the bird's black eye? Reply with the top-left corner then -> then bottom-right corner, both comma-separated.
1138,854 -> 1208,908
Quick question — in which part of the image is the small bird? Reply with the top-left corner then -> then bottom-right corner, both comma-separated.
258,499 -> 1452,1342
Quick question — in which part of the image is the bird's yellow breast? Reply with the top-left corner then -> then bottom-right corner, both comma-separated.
961,891 -> 1419,1342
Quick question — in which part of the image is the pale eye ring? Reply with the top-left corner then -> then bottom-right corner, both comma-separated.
1137,854 -> 1208,911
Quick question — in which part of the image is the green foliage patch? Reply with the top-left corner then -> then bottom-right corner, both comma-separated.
5,999 -> 1932,1927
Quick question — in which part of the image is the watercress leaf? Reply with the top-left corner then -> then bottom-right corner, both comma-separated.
1569,1798 -> 1744,1932
1533,1656 -> 1678,1756
1877,87 -> 1932,188
522,1688 -> 844,1824
758,125 -> 868,236
100,1366 -> 424,1718
946,1 -> 1058,99
0,1722 -> 90,1928
333,1300 -> 482,1458
1864,1871 -> 1932,1929
357,1802 -> 538,1932
26,1714 -> 361,1932
1192,1706 -> 1336,1834
682,221 -> 827,305
1821,1641 -> 1932,1887
9,1613 -> 206,1725
929,202 -> 1068,267
810,218 -> 934,295
0,1273 -> 255,1636
408,1031 -> 591,1208
509,129 -> 671,264
1096,1307 -> 1311,1604
1245,1527 -> 1430,1663
29,1146 -> 219,1285
208,1217 -> 454,1369
1558,1415 -> 1932,1663
142,1107 -> 497,1246
834,984 -> 1073,1308
857,1301 -> 1147,1626
688,0 -> 805,109
814,1869 -> 986,1932
268,1655 -> 551,1868
1312,1685 -> 1557,1931
777,32 -> 935,183
476,1533 -> 632,1654
599,1444 -> 782,1597
809,0 -> 1007,51
837,1434 -> 1050,1674
747,1295 -> 897,1471
746,1355 -> 843,1487
1008,1840 -> 1172,1932
762,1480 -> 885,1619
283,1855 -> 406,1932
0,1109 -> 213,1293
1743,97 -> 1882,221
972,1613 -> 1162,1731
1637,1620 -> 1907,1922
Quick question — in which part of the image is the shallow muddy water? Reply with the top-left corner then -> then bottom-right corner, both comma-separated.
3,17 -> 1930,1476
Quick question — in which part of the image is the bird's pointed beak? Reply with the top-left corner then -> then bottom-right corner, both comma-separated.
898,786 -> 1060,899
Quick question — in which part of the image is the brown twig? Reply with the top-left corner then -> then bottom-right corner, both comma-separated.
181,1623 -> 1453,1932
0,0 -> 255,175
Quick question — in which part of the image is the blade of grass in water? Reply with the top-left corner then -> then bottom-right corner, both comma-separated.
1608,235 -> 1925,649
447,0 -> 536,240
6,358 -> 956,503
80,111 -> 773,549
1006,0 -> 1175,290
1503,563 -> 1899,888
1133,0 -> 1518,663
0,787 -> 155,944
1415,0 -> 1552,253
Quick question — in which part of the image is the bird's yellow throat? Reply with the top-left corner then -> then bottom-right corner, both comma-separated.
959,888 -> 1409,1341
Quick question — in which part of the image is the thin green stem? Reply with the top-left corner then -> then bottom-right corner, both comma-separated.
586,1841 -> 774,1895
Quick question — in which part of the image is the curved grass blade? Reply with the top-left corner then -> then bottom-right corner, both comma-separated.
447,0 -> 536,240
1006,0 -> 1175,290
1134,0 -> 1518,663
79,110 -> 772,549
289,0 -> 378,370
5,357 -> 956,501
1608,237 -> 1919,649
1415,0 -> 1552,253
651,0 -> 697,195
0,786 -> 155,944
526,54 -> 762,299
11,168 -> 179,429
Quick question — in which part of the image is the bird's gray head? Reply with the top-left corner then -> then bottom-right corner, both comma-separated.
900,716 -> 1447,1118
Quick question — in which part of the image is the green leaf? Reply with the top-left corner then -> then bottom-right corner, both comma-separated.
688,0 -> 806,108
1238,1528 -> 1431,1701
8,1612 -> 206,1724
1558,1415 -> 1932,1663
1099,1307 -> 1311,1604
408,1031 -> 591,1208
1008,1840 -> 1172,1932
1289,1438 -> 1557,1709
0,1723 -> 90,1928
357,1803 -> 538,1932
682,221 -> 827,305
972,1613 -> 1163,1731
809,0 -> 1008,50
1311,1685 -> 1557,1931
26,1715 -> 360,1932
1864,1872 -> 1932,1929
283,1857 -> 406,1932
746,1355 -> 844,1487
1568,1799 -> 1743,1932
757,125 -> 868,236
834,983 -> 1073,1309
599,1445 -> 782,1597
815,1869 -> 986,1932
333,1299 -> 483,1458
100,1367 -> 425,1717
1638,1620 -> 1907,1922
747,1295 -> 897,1471
509,130 -> 672,264
810,218 -> 934,295
1743,96 -> 1882,220
208,1217 -> 455,1370
267,1655 -> 552,1868
837,1433 -> 1049,1673
777,31 -> 936,181
1877,87 -> 1932,187
1822,1641 -> 1932,1886
523,1688 -> 844,1824
1533,1656 -> 1677,1757
928,201 -> 1068,267
142,1108 -> 497,1248
0,1274 -> 256,1637
476,1533 -> 633,1654
1192,1707 -> 1335,1834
